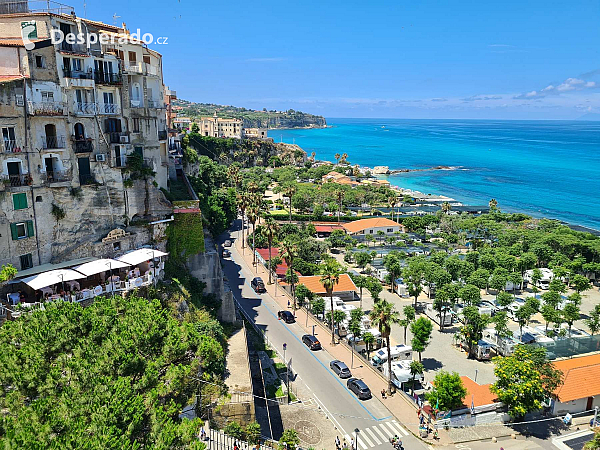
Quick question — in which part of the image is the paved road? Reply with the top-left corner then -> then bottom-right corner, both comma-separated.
221,220 -> 428,450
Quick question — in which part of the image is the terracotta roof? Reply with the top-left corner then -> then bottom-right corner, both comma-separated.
322,171 -> 346,179
0,39 -> 26,47
256,248 -> 280,260
553,354 -> 600,402
296,274 -> 357,294
0,75 -> 28,83
314,224 -> 344,233
342,218 -> 404,233
459,376 -> 498,408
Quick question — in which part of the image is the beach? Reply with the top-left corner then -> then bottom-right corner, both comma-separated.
270,119 -> 600,230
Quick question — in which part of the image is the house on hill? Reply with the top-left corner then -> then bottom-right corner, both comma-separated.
551,354 -> 600,415
293,274 -> 358,301
342,218 -> 405,237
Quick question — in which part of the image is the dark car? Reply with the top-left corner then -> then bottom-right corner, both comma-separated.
251,277 -> 266,293
330,360 -> 352,378
278,310 -> 295,323
347,378 -> 372,400
223,239 -> 232,247
302,334 -> 321,350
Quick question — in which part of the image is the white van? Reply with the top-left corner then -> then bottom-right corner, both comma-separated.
425,303 -> 452,326
381,359 -> 423,389
370,344 -> 413,368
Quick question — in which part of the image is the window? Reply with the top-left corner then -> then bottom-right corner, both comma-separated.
20,253 -> 33,270
35,195 -> 43,202
11,221 -> 34,240
12,193 -> 28,210
35,55 -> 45,68
128,51 -> 136,62
41,91 -> 54,102
113,241 -> 121,251
134,146 -> 143,157
369,230 -> 374,234
133,118 -> 140,133
103,92 -> 114,104
72,58 -> 82,72
143,55 -> 150,64
387,228 -> 393,233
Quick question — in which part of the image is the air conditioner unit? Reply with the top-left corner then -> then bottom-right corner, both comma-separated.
119,135 -> 129,143
16,94 -> 24,106
95,153 -> 106,162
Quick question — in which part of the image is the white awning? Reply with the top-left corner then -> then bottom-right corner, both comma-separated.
117,249 -> 168,266
73,259 -> 131,277
21,269 -> 87,290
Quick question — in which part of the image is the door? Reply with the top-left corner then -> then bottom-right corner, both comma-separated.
45,157 -> 54,179
587,397 -> 594,410
7,162 -> 20,176
78,157 -> 91,184
115,146 -> 123,167
44,124 -> 56,148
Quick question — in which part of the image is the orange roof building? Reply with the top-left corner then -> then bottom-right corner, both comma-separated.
296,274 -> 357,298
551,354 -> 600,414
459,376 -> 499,409
342,218 -> 406,235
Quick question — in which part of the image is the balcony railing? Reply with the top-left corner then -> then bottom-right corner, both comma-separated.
130,99 -> 143,108
72,138 -> 93,153
73,102 -> 97,115
60,42 -> 88,54
41,135 -> 66,149
79,174 -> 96,186
147,99 -> 162,108
158,130 -> 168,140
144,63 -> 159,76
97,103 -> 121,114
107,132 -> 129,144
94,71 -> 122,85
62,67 -> 93,79
2,174 -> 32,187
27,101 -> 66,116
43,170 -> 71,184
124,62 -> 142,73
1,140 -> 23,153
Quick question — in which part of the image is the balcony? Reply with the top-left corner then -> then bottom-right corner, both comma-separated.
59,42 -> 88,55
130,99 -> 144,108
107,132 -> 129,144
144,63 -> 159,77
62,68 -> 94,88
158,130 -> 168,141
97,103 -> 121,115
124,62 -> 143,74
62,67 -> 93,79
2,174 -> 32,188
73,102 -> 97,115
40,135 -> 66,150
1,140 -> 23,153
43,170 -> 71,186
27,101 -> 66,116
72,138 -> 93,153
94,71 -> 122,85
147,99 -> 162,109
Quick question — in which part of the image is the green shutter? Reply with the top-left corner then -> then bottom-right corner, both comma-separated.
26,220 -> 34,237
10,223 -> 18,240
13,193 -> 27,210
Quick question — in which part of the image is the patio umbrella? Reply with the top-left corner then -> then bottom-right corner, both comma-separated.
21,269 -> 86,291
116,248 -> 168,266
73,258 -> 131,277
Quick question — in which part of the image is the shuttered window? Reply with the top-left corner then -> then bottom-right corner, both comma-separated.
10,220 -> 34,240
12,193 -> 28,210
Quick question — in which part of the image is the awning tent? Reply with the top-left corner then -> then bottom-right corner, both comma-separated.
117,249 -> 168,266
21,269 -> 87,290
73,259 -> 131,277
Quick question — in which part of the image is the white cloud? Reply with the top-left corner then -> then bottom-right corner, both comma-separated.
515,76 -> 598,99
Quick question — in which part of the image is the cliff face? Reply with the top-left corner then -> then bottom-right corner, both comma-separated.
243,114 -> 327,129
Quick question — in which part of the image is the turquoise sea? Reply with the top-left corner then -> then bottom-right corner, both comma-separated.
269,119 -> 600,230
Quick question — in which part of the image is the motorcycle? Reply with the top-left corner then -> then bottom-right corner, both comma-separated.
389,438 -> 403,449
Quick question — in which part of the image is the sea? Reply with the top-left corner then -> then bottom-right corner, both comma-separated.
269,119 -> 600,231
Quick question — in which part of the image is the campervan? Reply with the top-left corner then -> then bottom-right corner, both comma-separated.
347,328 -> 382,354
381,359 -> 423,389
524,268 -> 553,290
483,328 -> 519,356
371,344 -> 413,368
425,302 -> 452,327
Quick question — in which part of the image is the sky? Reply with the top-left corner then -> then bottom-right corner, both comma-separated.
75,0 -> 600,119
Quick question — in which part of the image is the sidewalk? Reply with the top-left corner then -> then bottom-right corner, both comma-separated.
231,230 -> 450,447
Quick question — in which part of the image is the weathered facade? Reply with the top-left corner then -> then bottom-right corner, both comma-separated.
0,5 -> 174,271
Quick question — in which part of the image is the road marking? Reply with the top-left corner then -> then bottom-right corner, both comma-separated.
344,434 -> 352,445
382,421 -> 402,438
390,420 -> 409,436
377,423 -> 394,438
355,430 -> 374,448
352,432 -> 369,450
428,446 -> 434,450
372,424 -> 389,440
363,427 -> 382,445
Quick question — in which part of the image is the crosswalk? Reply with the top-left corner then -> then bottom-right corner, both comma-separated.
344,420 -> 409,449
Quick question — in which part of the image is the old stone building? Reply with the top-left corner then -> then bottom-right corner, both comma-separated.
0,3 -> 175,271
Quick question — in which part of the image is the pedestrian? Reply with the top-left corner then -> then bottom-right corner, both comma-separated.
335,436 -> 341,449
200,427 -> 206,441
433,429 -> 438,440
381,389 -> 386,399
350,437 -> 355,449
288,299 -> 291,308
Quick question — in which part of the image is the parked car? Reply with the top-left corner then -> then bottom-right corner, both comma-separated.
278,310 -> 295,323
347,378 -> 372,400
330,360 -> 352,378
222,249 -> 231,258
223,239 -> 232,247
251,277 -> 266,293
302,334 -> 321,350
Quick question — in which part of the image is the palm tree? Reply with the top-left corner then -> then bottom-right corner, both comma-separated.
310,151 -> 316,162
237,192 -> 249,249
336,189 -> 345,223
320,260 -> 342,345
247,196 -> 261,266
284,184 -> 297,223
489,198 -> 498,212
354,275 -> 369,310
441,201 -> 452,215
341,152 -> 348,164
264,218 -> 279,285
334,153 -> 341,165
363,332 -> 375,360
280,240 -> 299,308
285,268 -> 299,315
388,195 -> 396,222
370,299 -> 401,394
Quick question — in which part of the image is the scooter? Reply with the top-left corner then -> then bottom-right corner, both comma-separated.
389,438 -> 403,449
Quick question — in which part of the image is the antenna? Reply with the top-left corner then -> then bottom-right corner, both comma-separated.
112,13 -> 121,26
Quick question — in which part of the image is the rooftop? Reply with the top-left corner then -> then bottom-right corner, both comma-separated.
342,217 -> 404,233
553,354 -> 600,402
295,274 -> 357,294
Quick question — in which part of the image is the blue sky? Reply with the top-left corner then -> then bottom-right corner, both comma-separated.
77,0 -> 600,119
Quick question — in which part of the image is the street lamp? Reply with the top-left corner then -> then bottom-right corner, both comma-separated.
283,343 -> 289,402
354,428 -> 360,450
